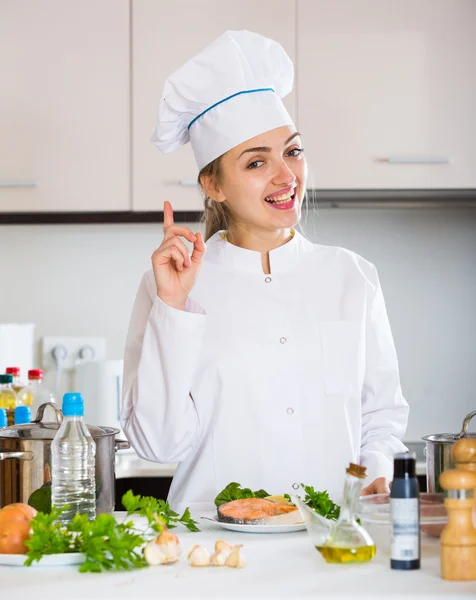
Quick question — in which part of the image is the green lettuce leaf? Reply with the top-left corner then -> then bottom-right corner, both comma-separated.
214,482 -> 270,507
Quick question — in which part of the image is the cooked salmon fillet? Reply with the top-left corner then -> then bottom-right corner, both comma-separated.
217,498 -> 298,524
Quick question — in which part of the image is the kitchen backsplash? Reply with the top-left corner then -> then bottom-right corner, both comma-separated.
1,207 -> 475,441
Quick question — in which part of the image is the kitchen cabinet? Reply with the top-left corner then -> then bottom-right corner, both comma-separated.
297,0 -> 476,189
0,0 -> 129,213
132,0 -> 296,212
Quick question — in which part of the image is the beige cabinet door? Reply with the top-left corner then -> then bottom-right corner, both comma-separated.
132,0 -> 296,212
0,0 -> 129,212
298,0 -> 476,189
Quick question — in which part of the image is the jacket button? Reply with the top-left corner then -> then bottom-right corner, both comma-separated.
280,337 -> 287,344
286,407 -> 294,415
265,276 -> 272,283
292,483 -> 299,490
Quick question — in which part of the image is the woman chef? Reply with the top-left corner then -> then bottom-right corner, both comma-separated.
120,30 -> 409,509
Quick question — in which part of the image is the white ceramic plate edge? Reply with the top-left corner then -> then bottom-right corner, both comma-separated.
0,552 -> 85,567
208,517 -> 306,534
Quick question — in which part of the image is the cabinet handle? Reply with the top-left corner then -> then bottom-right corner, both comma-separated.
377,156 -> 450,164
179,178 -> 198,186
0,180 -> 37,187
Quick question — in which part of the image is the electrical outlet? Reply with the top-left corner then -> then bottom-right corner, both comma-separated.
41,336 -> 106,370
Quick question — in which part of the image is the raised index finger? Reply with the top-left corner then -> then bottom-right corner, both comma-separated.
163,201 -> 174,232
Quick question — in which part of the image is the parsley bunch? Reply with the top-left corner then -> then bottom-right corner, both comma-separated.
285,485 -> 341,521
300,484 -> 341,520
24,491 -> 199,572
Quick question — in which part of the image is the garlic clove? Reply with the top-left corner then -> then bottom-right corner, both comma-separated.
144,540 -> 167,566
225,545 -> 246,568
214,539 -> 234,555
188,545 -> 211,567
210,549 -> 229,567
156,528 -> 182,561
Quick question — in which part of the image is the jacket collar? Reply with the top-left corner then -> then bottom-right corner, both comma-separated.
204,229 -> 315,274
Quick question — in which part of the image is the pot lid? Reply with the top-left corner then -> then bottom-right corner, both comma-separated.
423,432 -> 476,444
0,402 -> 119,440
423,410 -> 476,444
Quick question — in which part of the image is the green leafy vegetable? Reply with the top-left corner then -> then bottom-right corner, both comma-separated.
24,506 -> 78,565
122,490 -> 199,533
300,484 -> 341,521
24,491 -> 199,572
214,482 -> 270,507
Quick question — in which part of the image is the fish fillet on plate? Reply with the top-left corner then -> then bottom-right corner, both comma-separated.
217,498 -> 303,525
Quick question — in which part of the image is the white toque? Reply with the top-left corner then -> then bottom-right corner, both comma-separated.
151,30 -> 295,171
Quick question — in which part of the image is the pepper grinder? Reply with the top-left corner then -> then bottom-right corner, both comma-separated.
453,438 -> 476,475
439,468 -> 476,581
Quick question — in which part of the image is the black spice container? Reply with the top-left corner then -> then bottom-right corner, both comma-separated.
390,451 -> 421,570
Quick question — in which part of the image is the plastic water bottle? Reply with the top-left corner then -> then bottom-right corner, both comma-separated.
14,405 -> 32,425
52,393 -> 96,523
0,408 -> 7,429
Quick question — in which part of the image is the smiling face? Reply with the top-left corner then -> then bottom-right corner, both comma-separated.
201,125 -> 307,239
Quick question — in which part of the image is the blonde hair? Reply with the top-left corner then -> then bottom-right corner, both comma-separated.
198,157 -> 232,241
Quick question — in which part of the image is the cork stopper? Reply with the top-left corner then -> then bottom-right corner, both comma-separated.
453,439 -> 476,470
346,463 -> 367,479
440,469 -> 476,491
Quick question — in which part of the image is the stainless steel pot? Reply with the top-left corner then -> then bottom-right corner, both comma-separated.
0,402 -> 129,512
422,410 -> 476,493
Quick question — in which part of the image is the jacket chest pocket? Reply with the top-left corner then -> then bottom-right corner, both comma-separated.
320,321 -> 363,397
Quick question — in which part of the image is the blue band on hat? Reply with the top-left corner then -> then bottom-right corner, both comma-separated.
188,87 -> 275,131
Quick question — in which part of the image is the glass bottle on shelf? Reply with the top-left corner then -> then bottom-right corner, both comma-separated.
17,369 -> 56,417
5,367 -> 26,395
0,374 -> 19,426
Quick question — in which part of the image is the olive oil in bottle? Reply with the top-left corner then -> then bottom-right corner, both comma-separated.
317,463 -> 376,565
316,545 -> 376,564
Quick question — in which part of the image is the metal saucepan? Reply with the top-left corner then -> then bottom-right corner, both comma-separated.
0,402 -> 129,512
422,409 -> 476,493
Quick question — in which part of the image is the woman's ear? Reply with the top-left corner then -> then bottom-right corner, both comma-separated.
200,174 -> 226,203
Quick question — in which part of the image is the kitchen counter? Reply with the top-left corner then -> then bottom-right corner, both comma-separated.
114,453 -> 426,480
115,451 -> 176,479
1,510 -> 474,599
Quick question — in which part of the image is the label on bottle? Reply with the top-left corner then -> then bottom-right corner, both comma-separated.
390,498 -> 420,561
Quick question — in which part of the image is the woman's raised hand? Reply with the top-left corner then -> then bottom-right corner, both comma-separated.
152,201 -> 206,310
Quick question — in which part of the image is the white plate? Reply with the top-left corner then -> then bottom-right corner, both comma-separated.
207,516 -> 306,534
0,552 -> 85,567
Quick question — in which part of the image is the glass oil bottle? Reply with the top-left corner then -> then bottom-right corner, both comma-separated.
317,463 -> 376,564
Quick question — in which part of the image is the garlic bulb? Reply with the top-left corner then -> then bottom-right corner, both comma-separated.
215,540 -> 234,555
225,545 -> 246,568
210,549 -> 229,566
144,528 -> 181,565
188,545 -> 211,567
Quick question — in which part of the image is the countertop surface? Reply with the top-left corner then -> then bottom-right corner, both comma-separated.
115,451 -> 176,479
115,452 -> 426,479
1,510 -> 474,599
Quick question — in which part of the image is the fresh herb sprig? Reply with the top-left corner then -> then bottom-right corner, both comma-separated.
299,484 -> 341,520
24,491 -> 199,572
122,490 -> 199,532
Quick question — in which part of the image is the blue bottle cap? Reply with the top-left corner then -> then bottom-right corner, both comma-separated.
0,408 -> 7,428
14,405 -> 32,425
62,392 -> 84,417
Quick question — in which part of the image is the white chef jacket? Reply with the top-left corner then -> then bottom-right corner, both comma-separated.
121,230 -> 409,509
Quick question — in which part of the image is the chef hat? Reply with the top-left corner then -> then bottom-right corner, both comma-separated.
152,30 -> 295,171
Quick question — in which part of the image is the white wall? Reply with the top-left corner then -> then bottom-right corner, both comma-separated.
1,207 -> 475,441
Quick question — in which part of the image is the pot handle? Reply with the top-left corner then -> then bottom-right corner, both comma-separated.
31,401 -> 63,425
457,410 -> 476,438
115,439 -> 130,452
0,451 -> 33,461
